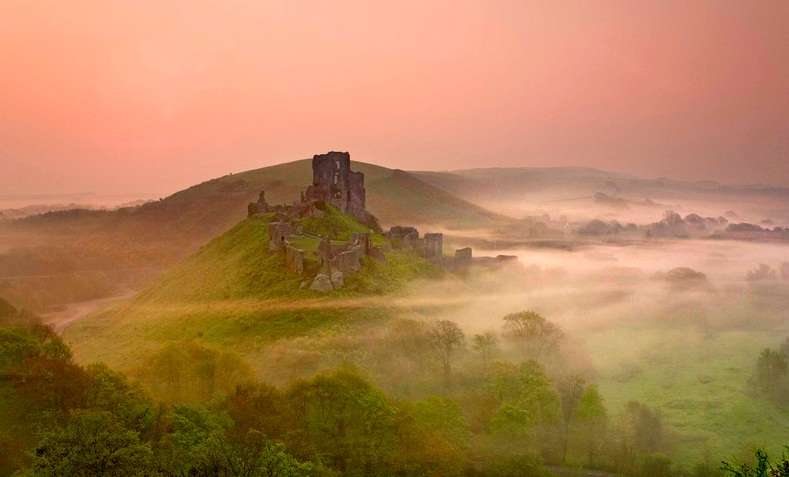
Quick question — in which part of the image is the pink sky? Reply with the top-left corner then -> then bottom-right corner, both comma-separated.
1,0 -> 788,196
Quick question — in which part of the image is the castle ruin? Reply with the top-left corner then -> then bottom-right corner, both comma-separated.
304,151 -> 374,226
248,151 -> 518,292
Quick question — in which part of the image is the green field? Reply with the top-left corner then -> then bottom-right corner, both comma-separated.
585,324 -> 789,465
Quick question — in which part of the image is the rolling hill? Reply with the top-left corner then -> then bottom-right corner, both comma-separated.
0,158 -> 505,310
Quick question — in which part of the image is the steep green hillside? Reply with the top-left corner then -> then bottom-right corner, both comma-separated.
62,209 -> 442,374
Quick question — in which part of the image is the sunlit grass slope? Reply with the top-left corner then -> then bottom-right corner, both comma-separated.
63,209 -> 441,373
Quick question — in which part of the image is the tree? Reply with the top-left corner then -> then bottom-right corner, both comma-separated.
472,332 -> 499,372
285,367 -> 400,475
135,342 -> 254,404
575,384 -> 608,467
752,347 -> 789,406
84,364 -> 155,435
502,311 -> 563,360
557,375 -> 586,463
399,396 -> 471,477
489,361 -> 560,451
623,401 -> 665,455
429,320 -> 465,385
30,410 -> 154,476
162,405 -> 315,477
722,448 -> 789,477
223,382 -> 288,443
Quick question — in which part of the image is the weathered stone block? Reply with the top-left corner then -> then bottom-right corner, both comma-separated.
285,245 -> 304,275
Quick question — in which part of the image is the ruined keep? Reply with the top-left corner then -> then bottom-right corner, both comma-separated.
249,151 -> 385,292
247,151 -> 519,292
304,151 -> 372,225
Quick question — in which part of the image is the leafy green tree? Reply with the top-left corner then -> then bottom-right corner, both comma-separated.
398,397 -> 470,477
30,410 -> 155,477
502,311 -> 563,360
411,396 -> 470,452
752,348 -> 789,405
428,320 -> 465,385
489,361 -> 560,451
84,364 -> 155,435
380,319 -> 433,385
575,384 -> 608,467
14,354 -> 90,415
557,374 -> 586,463
285,367 -> 399,476
722,448 -> 789,476
623,401 -> 665,455
223,382 -> 288,442
611,400 -> 667,474
135,342 -> 254,404
160,405 -> 315,477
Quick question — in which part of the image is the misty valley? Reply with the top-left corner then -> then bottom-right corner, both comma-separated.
1,154 -> 788,476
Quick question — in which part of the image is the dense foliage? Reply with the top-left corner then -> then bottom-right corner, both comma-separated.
1,297 -> 786,476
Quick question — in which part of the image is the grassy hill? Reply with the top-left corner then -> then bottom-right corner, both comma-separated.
0,158 -> 505,310
159,159 -> 507,232
61,208 -> 442,376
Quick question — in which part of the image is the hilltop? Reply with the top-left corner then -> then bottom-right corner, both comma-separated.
0,156 -> 506,310
61,154 -> 461,374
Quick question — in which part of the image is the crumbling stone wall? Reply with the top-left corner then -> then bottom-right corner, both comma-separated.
454,247 -> 472,267
387,226 -> 420,249
268,222 -> 293,251
285,245 -> 304,275
332,248 -> 363,274
424,233 -> 444,262
245,151 -> 391,292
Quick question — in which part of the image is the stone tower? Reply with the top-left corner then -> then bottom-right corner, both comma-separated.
304,151 -> 368,223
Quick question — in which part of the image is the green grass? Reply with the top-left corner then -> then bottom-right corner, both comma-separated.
137,214 -> 303,303
586,324 -> 789,466
63,209 -> 441,374
300,205 -> 373,240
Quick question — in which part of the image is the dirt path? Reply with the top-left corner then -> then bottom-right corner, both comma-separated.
42,290 -> 136,333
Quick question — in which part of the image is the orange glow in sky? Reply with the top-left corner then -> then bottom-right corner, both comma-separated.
1,0 -> 787,195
